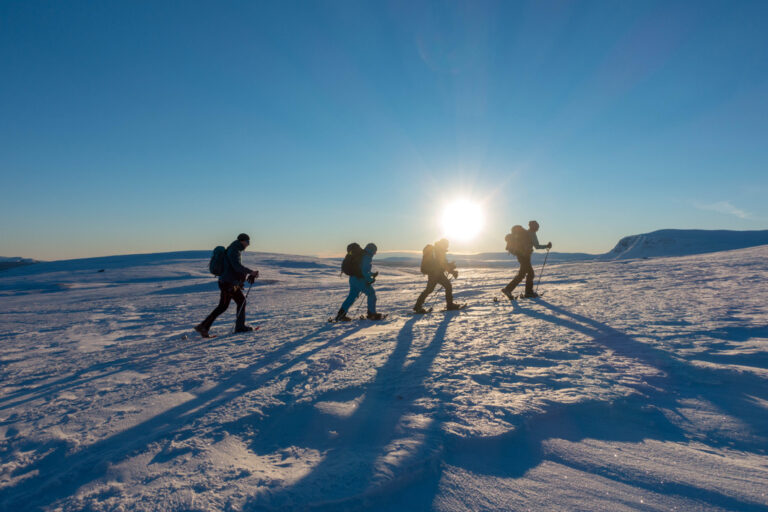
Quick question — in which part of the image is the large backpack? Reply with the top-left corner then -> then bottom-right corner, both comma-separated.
341,243 -> 364,277
506,225 -> 531,255
209,246 -> 228,276
420,244 -> 436,275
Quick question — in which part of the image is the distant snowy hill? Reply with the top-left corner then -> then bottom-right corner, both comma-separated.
0,256 -> 38,272
603,229 -> 768,260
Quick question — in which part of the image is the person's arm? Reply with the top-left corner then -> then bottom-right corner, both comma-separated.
531,233 -> 550,250
362,254 -> 380,283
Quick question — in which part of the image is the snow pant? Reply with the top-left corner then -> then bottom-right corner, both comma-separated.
504,253 -> 534,295
341,276 -> 377,313
199,281 -> 246,331
414,272 -> 453,309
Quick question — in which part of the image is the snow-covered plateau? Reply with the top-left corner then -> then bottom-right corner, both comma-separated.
1,245 -> 767,511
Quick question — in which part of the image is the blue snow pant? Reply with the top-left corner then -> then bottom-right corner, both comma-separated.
341,276 -> 376,313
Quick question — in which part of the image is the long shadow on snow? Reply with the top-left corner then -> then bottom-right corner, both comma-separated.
531,299 -> 768,448
439,299 -> 768,510
241,314 -> 454,511
0,323 -> 369,511
390,300 -> 767,512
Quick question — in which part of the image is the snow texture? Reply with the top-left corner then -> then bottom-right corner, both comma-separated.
0,245 -> 767,511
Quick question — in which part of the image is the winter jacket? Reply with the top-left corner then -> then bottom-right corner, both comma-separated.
219,240 -> 254,285
361,247 -> 375,283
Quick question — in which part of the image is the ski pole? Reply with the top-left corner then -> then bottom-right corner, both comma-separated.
535,248 -> 550,295
232,281 -> 254,333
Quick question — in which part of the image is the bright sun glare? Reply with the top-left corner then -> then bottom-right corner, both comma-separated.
442,199 -> 484,242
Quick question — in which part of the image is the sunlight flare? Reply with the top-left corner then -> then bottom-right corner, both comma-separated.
441,199 -> 484,242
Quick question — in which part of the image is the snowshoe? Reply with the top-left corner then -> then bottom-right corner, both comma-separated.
501,288 -> 515,302
413,306 -> 432,315
234,325 -> 258,333
446,303 -> 467,311
366,311 -> 386,321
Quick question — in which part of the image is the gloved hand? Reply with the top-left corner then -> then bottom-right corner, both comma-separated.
451,270 -> 459,279
247,271 -> 259,284
372,271 -> 379,278
547,242 -> 552,250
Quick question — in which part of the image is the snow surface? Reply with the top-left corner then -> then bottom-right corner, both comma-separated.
1,247 -> 767,511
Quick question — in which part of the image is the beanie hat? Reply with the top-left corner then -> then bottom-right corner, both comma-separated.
237,233 -> 250,242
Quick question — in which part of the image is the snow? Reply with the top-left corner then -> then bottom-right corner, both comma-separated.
603,229 -> 768,260
0,246 -> 767,511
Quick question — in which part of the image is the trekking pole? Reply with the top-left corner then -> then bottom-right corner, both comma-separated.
232,281 -> 254,334
535,248 -> 550,295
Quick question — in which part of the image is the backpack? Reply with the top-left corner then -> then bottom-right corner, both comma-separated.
341,243 -> 364,277
420,244 -> 436,275
209,246 -> 228,276
506,225 -> 531,255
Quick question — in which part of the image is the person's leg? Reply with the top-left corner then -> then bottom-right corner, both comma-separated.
414,276 -> 438,309
199,282 -> 233,331
231,285 -> 247,329
521,254 -> 535,295
341,278 -> 362,311
437,273 -> 454,305
504,255 -> 527,293
363,282 -> 377,313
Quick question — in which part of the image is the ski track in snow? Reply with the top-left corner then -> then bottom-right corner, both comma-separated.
0,248 -> 767,511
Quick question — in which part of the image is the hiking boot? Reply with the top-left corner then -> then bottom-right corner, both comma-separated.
194,324 -> 212,338
366,311 -> 384,321
335,308 -> 352,322
234,325 -> 255,333
446,303 -> 465,311
501,288 -> 515,302
413,306 -> 428,314
521,291 -> 540,299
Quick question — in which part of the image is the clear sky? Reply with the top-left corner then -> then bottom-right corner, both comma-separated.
2,0 -> 767,261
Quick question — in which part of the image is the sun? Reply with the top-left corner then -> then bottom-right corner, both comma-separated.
441,199 -> 484,242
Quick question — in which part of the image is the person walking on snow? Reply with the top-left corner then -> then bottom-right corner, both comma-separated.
335,243 -> 384,322
502,220 -> 551,300
196,233 -> 260,337
413,238 -> 464,313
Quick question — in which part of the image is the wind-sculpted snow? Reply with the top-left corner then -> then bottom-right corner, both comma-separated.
0,248 -> 766,510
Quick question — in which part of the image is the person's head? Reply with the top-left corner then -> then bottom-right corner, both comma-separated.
237,233 -> 251,248
364,242 -> 377,255
528,220 -> 539,232
435,238 -> 449,251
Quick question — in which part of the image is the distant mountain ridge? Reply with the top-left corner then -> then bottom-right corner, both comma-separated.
602,229 -> 768,260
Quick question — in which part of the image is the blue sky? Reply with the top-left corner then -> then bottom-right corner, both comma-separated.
1,0 -> 767,260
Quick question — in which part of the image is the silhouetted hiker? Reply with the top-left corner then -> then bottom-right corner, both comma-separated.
335,242 -> 384,322
414,238 -> 464,313
502,220 -> 552,300
196,233 -> 259,337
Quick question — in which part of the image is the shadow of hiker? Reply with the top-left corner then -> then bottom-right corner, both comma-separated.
0,323 -> 369,511
431,299 -> 768,511
529,299 -> 768,449
242,314 -> 455,511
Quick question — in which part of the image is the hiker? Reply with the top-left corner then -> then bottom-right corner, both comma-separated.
196,233 -> 259,337
502,220 -> 552,300
413,238 -> 464,313
335,242 -> 384,322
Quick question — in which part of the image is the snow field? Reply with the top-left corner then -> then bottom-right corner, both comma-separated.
0,247 -> 766,511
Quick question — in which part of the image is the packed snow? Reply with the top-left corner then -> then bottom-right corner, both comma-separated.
1,245 -> 767,511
